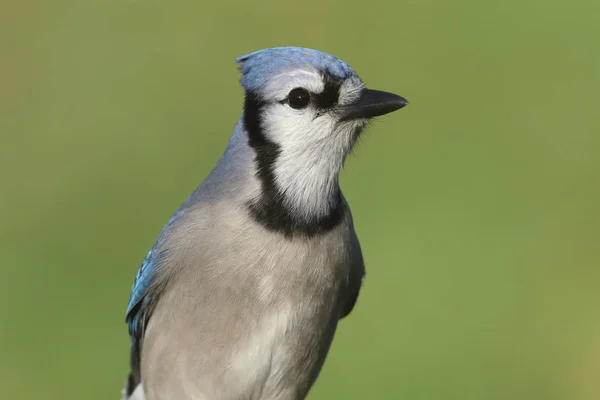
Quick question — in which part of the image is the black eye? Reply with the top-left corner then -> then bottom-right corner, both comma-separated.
287,88 -> 311,109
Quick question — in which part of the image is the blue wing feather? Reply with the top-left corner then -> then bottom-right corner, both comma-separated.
125,209 -> 183,337
124,210 -> 184,391
125,210 -> 183,338
125,247 -> 162,338
128,249 -> 155,314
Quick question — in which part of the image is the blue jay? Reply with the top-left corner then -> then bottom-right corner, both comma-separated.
123,47 -> 407,400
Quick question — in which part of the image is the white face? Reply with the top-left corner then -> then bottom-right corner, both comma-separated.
257,66 -> 367,161
253,67 -> 368,219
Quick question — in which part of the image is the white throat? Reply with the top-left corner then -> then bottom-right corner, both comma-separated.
267,118 -> 361,220
274,142 -> 343,220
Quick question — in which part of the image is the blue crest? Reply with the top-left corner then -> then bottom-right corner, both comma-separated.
236,47 -> 357,92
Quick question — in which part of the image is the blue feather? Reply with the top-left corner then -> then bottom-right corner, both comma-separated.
126,248 -> 161,337
125,211 -> 183,339
125,210 -> 184,386
236,47 -> 357,93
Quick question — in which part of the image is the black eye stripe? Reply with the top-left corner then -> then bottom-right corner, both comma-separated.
278,74 -> 344,111
313,74 -> 343,110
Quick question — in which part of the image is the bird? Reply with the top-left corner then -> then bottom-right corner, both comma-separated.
122,46 -> 408,400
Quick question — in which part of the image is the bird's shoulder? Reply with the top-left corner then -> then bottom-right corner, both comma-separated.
125,210 -> 184,338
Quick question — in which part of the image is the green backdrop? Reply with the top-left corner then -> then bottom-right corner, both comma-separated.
1,1 -> 599,399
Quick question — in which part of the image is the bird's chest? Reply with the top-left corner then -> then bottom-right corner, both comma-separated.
224,238 -> 352,398
228,292 -> 341,400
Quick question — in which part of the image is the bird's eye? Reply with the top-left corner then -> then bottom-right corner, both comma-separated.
287,88 -> 311,109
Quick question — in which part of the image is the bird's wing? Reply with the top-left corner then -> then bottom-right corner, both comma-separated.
124,242 -> 170,394
124,211 -> 183,395
340,262 -> 365,319
126,246 -> 167,339
340,229 -> 365,319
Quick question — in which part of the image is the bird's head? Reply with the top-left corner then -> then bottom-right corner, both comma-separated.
237,47 -> 407,159
235,47 -> 407,236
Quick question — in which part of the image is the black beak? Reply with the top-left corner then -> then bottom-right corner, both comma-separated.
339,89 -> 408,121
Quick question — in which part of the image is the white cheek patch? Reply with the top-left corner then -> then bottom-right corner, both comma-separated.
262,105 -> 321,146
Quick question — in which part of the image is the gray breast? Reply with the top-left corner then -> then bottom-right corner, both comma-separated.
139,202 -> 360,400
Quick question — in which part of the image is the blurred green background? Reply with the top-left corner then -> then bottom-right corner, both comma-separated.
1,1 -> 599,399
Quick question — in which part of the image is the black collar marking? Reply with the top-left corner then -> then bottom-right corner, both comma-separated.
243,80 -> 346,238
